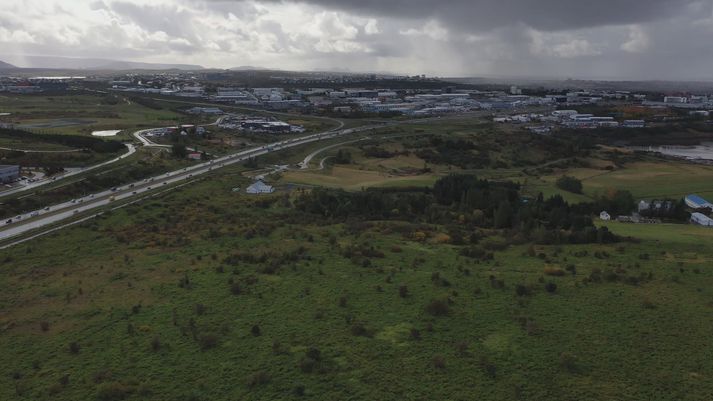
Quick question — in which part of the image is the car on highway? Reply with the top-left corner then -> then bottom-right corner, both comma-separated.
73,210 -> 79,214
44,207 -> 50,211
5,219 -> 12,224
30,211 -> 39,217
132,191 -> 137,195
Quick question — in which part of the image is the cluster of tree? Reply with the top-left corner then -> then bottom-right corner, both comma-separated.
295,174 -> 621,245
361,146 -> 402,159
0,128 -> 125,153
334,149 -> 352,164
556,176 -> 583,194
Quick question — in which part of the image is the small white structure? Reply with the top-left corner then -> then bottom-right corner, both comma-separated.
599,211 -> 611,221
691,212 -> 713,227
246,180 -> 274,194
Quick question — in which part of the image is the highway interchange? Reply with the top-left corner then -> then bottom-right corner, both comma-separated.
0,111 -> 489,245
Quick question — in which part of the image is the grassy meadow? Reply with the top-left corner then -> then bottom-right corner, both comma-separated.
1,162 -> 713,400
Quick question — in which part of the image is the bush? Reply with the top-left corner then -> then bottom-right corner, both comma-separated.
251,325 -> 261,337
515,284 -> 532,297
350,322 -> 372,337
95,382 -> 135,401
545,282 -> 558,293
40,321 -> 50,332
246,371 -> 271,388
398,285 -> 409,298
198,334 -> 219,350
425,299 -> 450,316
479,356 -> 497,378
431,355 -> 446,370
559,352 -> 580,373
543,267 -> 566,276
150,336 -> 161,352
68,342 -> 80,354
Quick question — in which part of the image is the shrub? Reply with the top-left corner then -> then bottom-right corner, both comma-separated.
543,267 -> 566,277
425,299 -> 450,316
40,321 -> 50,332
545,282 -> 558,293
68,342 -> 80,354
338,296 -> 347,308
410,328 -> 421,340
350,322 -> 371,337
198,334 -> 219,350
515,285 -> 532,297
398,285 -> 409,298
431,355 -> 446,370
642,299 -> 657,309
230,283 -> 242,295
559,352 -> 580,373
455,341 -> 469,356
479,356 -> 497,378
251,325 -> 261,337
95,382 -> 135,401
150,336 -> 161,352
293,385 -> 306,396
195,304 -> 207,315
246,371 -> 271,388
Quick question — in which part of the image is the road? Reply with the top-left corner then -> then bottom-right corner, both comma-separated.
0,143 -> 137,197
299,137 -> 370,169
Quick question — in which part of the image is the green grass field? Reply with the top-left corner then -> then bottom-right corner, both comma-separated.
0,94 -> 183,137
2,163 -> 713,400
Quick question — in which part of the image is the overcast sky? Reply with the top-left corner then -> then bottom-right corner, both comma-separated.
2,0 -> 713,79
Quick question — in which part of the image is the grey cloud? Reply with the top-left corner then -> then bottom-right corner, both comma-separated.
261,0 -> 709,31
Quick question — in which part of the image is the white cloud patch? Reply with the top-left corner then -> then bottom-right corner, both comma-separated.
621,26 -> 650,53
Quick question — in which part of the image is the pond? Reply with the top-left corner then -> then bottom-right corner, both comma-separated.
629,142 -> 713,161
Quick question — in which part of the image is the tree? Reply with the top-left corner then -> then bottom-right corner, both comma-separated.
171,143 -> 188,159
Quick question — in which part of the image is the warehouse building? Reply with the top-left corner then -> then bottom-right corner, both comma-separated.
691,212 -> 713,227
685,194 -> 713,210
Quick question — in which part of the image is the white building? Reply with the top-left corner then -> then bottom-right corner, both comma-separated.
246,180 -> 275,194
599,211 -> 611,221
664,96 -> 688,104
691,212 -> 713,227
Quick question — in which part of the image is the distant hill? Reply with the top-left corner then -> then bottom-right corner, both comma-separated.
0,60 -> 17,70
0,55 -> 203,71
230,66 -> 270,71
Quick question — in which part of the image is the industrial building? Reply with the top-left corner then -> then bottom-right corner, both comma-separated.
0,165 -> 20,183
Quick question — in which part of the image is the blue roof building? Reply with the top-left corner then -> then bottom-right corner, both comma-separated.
685,194 -> 713,209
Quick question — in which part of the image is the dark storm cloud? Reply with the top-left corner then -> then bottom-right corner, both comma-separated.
262,0 -> 707,31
